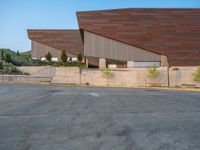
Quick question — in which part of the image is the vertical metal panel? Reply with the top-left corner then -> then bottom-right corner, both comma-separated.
84,31 -> 161,61
31,41 -> 77,60
32,41 -> 62,60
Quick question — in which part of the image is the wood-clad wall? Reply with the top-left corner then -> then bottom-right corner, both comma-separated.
84,31 -> 161,62
31,41 -> 74,60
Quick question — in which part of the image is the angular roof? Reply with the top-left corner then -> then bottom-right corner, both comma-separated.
77,8 -> 200,66
27,29 -> 83,55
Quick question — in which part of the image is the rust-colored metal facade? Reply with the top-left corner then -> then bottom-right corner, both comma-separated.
77,8 -> 200,66
28,30 -> 84,56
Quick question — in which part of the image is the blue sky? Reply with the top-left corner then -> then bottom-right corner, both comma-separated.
0,0 -> 200,52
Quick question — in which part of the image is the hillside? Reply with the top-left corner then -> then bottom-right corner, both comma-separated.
0,48 -> 16,55
0,48 -> 35,66
0,48 -> 31,56
21,50 -> 31,56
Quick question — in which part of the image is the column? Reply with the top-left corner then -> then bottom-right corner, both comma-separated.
85,58 -> 89,68
99,58 -> 106,69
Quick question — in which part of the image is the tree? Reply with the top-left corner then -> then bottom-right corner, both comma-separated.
102,68 -> 113,86
193,65 -> 200,85
0,51 -> 4,60
77,53 -> 83,63
148,65 -> 159,79
45,52 -> 52,64
16,51 -> 20,56
61,51 -> 68,65
5,54 -> 12,63
0,61 -> 3,69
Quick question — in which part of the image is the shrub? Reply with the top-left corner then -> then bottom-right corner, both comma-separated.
77,53 -> 83,63
45,52 -> 52,64
85,82 -> 90,85
102,68 -> 112,78
0,51 -> 4,60
61,51 -> 68,65
0,61 -> 23,75
193,65 -> 200,83
102,68 -> 113,86
16,51 -> 20,56
5,54 -> 12,63
52,61 -> 62,67
0,61 -> 3,69
148,66 -> 159,79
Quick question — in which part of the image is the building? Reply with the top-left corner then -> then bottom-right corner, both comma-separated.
77,8 -> 200,68
28,29 -> 83,61
28,8 -> 200,68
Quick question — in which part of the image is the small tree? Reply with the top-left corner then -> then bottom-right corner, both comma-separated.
148,65 -> 159,79
45,52 -> 52,65
16,51 -> 20,56
77,53 -> 83,63
102,68 -> 113,86
0,51 -> 4,60
5,54 -> 12,63
193,65 -> 200,86
61,51 -> 68,65
0,61 -> 3,69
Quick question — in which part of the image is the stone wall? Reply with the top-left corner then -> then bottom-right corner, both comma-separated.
0,75 -> 52,83
52,67 -> 80,84
81,67 -> 198,87
81,67 -> 168,87
17,66 -> 51,75
5,66 -> 200,87
169,67 -> 198,87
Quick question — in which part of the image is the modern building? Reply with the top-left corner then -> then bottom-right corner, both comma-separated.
77,8 -> 200,68
28,8 -> 200,68
28,29 -> 83,61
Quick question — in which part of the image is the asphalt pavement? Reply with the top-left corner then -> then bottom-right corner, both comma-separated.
0,84 -> 200,150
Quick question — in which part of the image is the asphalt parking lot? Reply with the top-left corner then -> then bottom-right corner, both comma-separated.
0,84 -> 200,150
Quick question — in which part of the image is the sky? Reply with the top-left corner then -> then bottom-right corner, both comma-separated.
0,0 -> 200,52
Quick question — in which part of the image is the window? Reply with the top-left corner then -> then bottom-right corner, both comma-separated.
52,58 -> 58,62
127,61 -> 160,68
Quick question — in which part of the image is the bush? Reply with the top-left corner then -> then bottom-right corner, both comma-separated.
85,82 -> 90,85
0,51 -> 4,60
0,61 -> 23,75
193,65 -> 200,83
5,54 -> 12,63
102,68 -> 113,86
11,54 -> 35,66
77,53 -> 83,63
0,61 -> 3,69
64,61 -> 86,68
102,68 -> 112,78
52,61 -> 62,67
148,66 -> 159,79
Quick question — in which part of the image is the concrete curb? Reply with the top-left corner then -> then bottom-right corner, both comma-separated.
0,82 -> 199,92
